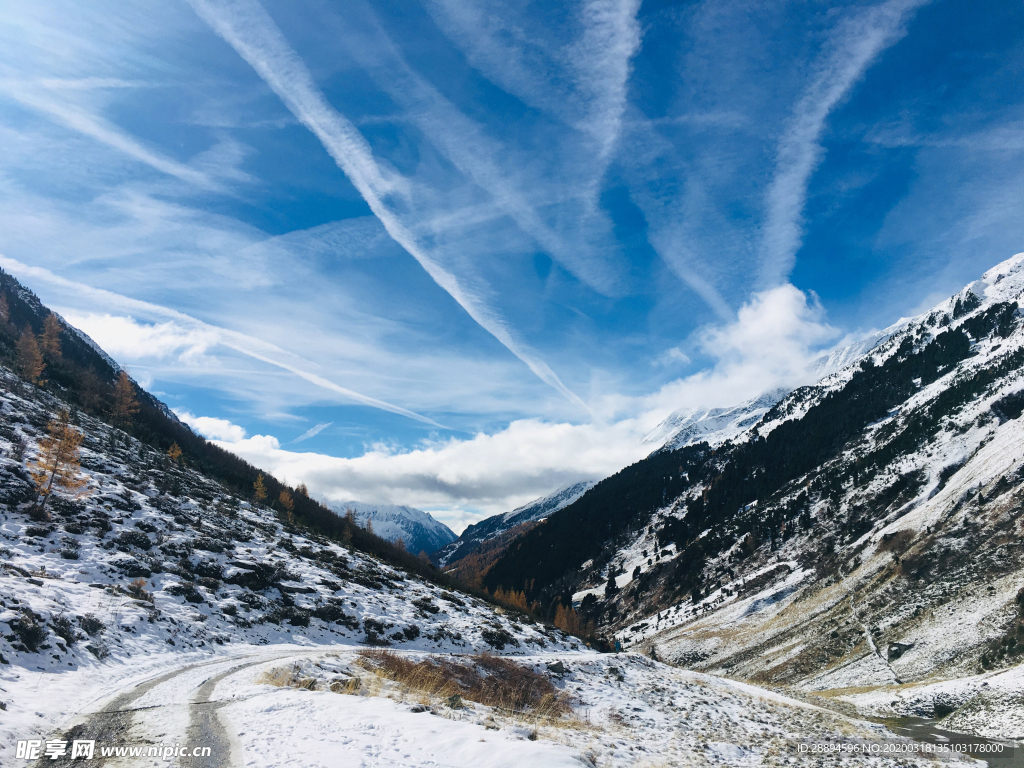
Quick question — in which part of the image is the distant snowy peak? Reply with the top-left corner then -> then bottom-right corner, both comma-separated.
500,480 -> 596,525
330,501 -> 457,555
433,481 -> 597,567
648,253 -> 1024,455
644,388 -> 790,452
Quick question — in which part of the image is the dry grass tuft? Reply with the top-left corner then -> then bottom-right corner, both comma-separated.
357,650 -> 571,719
257,663 -> 321,691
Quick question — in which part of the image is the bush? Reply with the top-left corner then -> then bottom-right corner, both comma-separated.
125,578 -> 153,602
312,600 -> 360,629
193,560 -> 223,579
358,650 -> 569,717
11,611 -> 47,652
51,615 -> 78,645
225,562 -> 286,591
166,583 -> 204,603
413,597 -> 441,615
481,626 -> 519,650
364,618 -> 392,646
79,614 -> 105,636
115,529 -> 152,551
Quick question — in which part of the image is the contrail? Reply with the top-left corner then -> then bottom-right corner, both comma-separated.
188,0 -> 590,415
0,255 -> 442,427
760,0 -> 930,286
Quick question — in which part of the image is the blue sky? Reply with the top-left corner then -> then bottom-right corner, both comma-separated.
1,0 -> 1022,531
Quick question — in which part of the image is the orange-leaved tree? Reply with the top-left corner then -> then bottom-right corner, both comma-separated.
111,371 -> 140,425
278,490 -> 294,523
253,473 -> 268,504
17,328 -> 45,384
29,409 -> 87,518
167,442 -> 183,463
41,313 -> 62,361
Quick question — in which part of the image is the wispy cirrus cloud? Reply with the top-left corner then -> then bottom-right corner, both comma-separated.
0,80 -> 218,190
338,10 -> 628,296
424,0 -> 641,184
759,0 -> 930,287
187,0 -> 589,414
0,255 -> 441,426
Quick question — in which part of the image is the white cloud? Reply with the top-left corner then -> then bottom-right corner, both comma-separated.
0,81 -> 218,190
653,346 -> 690,367
1,257 -> 439,426
175,410 -> 247,442
207,282 -> 840,531
62,312 -> 217,362
212,416 -> 650,531
630,284 -> 839,416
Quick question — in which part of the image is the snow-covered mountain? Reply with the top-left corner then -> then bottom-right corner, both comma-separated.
482,252 -> 1024,733
330,501 -> 457,555
0,268 -> 952,765
643,388 -> 790,451
434,481 -> 595,567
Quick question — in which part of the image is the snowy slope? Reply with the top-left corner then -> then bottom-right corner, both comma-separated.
434,481 -> 595,567
0,370 -> 965,767
485,251 -> 1024,738
0,271 -> 989,763
643,388 -> 789,451
329,501 -> 457,555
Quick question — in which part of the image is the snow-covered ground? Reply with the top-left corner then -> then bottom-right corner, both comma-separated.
2,643 -> 983,767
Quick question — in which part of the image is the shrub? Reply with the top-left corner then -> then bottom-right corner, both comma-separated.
481,626 -> 519,650
115,529 -> 152,551
51,615 -> 78,645
357,650 -> 569,717
79,614 -> 105,635
125,578 -> 153,602
11,611 -> 47,652
312,600 -> 360,629
193,560 -> 223,579
363,618 -> 392,646
412,597 -> 441,615
225,562 -> 285,591
166,583 -> 204,603
878,529 -> 914,555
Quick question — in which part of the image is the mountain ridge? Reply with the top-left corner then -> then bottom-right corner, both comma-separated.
480,251 -> 1024,724
329,500 -> 457,555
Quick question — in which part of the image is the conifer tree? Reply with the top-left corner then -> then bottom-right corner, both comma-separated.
0,293 -> 9,324
29,409 -> 87,518
17,328 -> 45,384
167,442 -> 183,463
278,490 -> 294,523
253,473 -> 268,504
41,314 -> 62,361
366,518 -> 374,535
111,371 -> 140,424
296,483 -> 308,497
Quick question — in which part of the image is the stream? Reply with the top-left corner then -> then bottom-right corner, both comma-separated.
872,716 -> 1023,766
